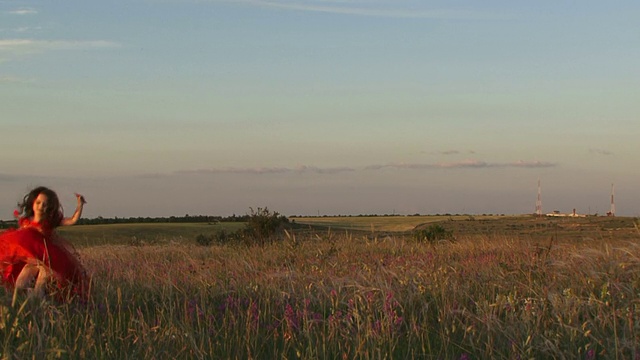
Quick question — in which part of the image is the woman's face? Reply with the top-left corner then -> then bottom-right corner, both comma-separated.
33,193 -> 49,218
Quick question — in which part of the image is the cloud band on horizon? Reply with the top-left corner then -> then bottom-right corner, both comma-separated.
174,159 -> 556,176
228,0 -> 508,20
0,39 -> 121,52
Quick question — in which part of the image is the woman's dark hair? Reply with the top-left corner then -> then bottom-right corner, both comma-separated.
17,186 -> 63,226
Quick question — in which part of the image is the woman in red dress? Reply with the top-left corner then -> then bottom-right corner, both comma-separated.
0,186 -> 88,301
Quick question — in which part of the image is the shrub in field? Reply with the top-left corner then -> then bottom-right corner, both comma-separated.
195,230 -> 242,246
195,233 -> 213,246
413,223 -> 453,243
212,229 -> 247,245
214,229 -> 229,244
195,216 -> 289,246
243,207 -> 290,246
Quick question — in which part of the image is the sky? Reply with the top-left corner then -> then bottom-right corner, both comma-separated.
1,0 -> 639,218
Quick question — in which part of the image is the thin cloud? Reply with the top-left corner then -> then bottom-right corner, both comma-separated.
437,159 -> 556,169
589,148 -> 614,156
0,75 -> 34,84
367,159 -> 556,170
5,158 -> 556,183
13,26 -> 41,33
364,160 -> 486,170
7,8 -> 37,15
188,167 -> 290,175
231,0 -> 508,20
508,160 -> 556,168
294,165 -> 356,174
0,172 -> 52,183
174,165 -> 356,175
0,39 -> 120,51
0,39 -> 120,53
0,174 -> 21,182
365,163 -> 435,170
423,149 -> 476,155
436,159 -> 490,168
173,159 -> 556,176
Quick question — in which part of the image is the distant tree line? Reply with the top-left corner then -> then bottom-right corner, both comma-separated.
75,214 -> 257,225
0,214 -> 256,228
289,213 -> 503,218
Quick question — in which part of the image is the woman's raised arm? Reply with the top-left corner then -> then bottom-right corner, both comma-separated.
60,193 -> 86,226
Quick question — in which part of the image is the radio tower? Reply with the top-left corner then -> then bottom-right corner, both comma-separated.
536,179 -> 542,217
609,183 -> 616,217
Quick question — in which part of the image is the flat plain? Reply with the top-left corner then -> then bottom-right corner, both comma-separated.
2,215 -> 639,359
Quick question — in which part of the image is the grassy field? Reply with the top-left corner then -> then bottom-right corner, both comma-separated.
291,215 -> 508,232
1,216 -> 639,359
57,222 -> 246,247
293,214 -> 640,242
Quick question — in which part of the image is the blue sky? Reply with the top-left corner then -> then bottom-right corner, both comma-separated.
1,1 -> 638,218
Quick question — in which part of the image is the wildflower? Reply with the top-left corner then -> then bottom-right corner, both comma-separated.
328,310 -> 343,328
284,303 -> 300,332
248,300 -> 259,330
366,291 -> 375,306
585,348 -> 596,360
373,319 -> 382,335
187,298 -> 203,319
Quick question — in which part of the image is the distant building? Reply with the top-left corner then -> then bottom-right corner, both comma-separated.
545,209 -> 586,218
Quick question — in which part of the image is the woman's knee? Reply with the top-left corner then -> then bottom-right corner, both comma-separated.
15,263 -> 40,289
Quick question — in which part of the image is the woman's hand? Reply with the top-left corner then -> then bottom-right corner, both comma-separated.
75,193 -> 87,205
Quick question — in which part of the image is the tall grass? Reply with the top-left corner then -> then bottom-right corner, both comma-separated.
1,231 -> 639,359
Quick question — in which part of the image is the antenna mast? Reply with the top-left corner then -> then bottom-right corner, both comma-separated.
609,183 -> 615,217
536,179 -> 542,217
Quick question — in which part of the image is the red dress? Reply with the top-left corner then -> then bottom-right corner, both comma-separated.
0,218 -> 88,300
